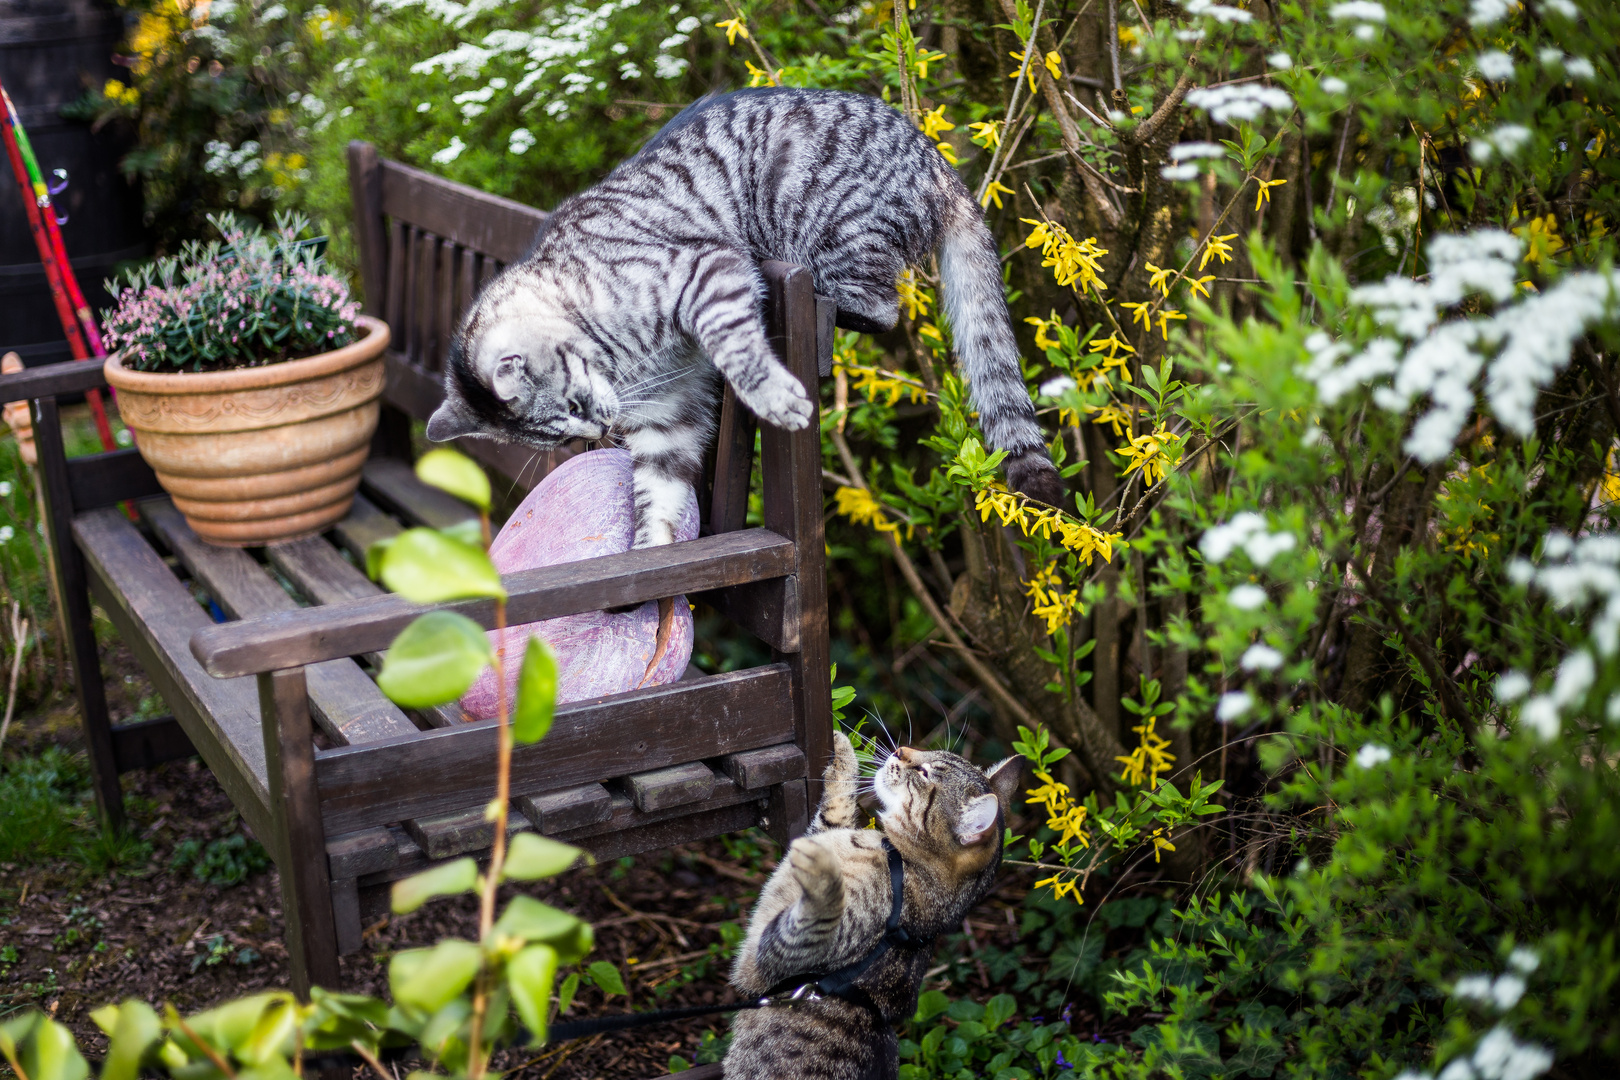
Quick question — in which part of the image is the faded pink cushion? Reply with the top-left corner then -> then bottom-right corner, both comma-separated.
459,448 -> 696,720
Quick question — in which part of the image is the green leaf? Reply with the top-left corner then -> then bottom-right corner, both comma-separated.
377,612 -> 493,709
669,1056 -> 691,1072
586,960 -> 625,997
503,833 -> 586,881
914,990 -> 950,1023
984,994 -> 1017,1030
557,973 -> 581,1015
416,448 -> 491,512
378,528 -> 506,604
364,536 -> 394,582
493,895 -> 583,946
506,944 -> 559,1045
240,999 -> 298,1066
390,941 -> 482,1014
513,635 -> 559,745
391,857 -> 478,914
438,519 -> 485,547
22,1017 -> 89,1080
99,1001 -> 161,1080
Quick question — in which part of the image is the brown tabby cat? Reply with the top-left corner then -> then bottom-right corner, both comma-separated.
726,733 -> 1024,1080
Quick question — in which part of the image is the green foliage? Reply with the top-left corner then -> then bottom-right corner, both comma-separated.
0,746 -> 92,864
169,833 -> 272,886
376,611 -> 495,708
512,635 -> 559,744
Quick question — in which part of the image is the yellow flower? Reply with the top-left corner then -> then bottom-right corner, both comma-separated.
968,120 -> 1002,149
1187,274 -> 1217,299
1008,51 -> 1040,95
1024,313 -> 1061,351
1024,768 -> 1071,816
1043,50 -> 1063,81
1086,403 -> 1131,436
1116,427 -> 1181,486
1199,233 -> 1238,271
1120,301 -> 1152,329
1116,716 -> 1177,788
896,268 -> 931,320
919,104 -> 955,141
1155,308 -> 1187,340
102,78 -> 140,107
1514,214 -> 1565,266
1145,262 -> 1174,298
1052,805 -> 1090,848
1150,828 -> 1176,863
744,60 -> 780,87
716,15 -> 748,44
935,140 -> 959,166
834,486 -> 907,537
1088,331 -> 1135,358
840,363 -> 927,407
1253,176 -> 1288,212
914,48 -> 947,79
1034,874 -> 1082,903
1019,218 -> 1109,291
917,322 -> 945,343
1020,218 -> 1053,250
981,179 -> 1016,209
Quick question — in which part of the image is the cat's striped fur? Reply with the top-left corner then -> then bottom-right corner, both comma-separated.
725,733 -> 1024,1080
428,87 -> 1062,547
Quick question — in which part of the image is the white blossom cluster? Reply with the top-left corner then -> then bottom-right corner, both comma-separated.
1355,743 -> 1392,767
1201,512 -> 1298,566
1182,0 -> 1253,23
202,139 -> 263,178
1469,124 -> 1532,162
1161,142 -> 1225,181
1303,230 -> 1620,464
1215,691 -> 1252,723
1329,0 -> 1385,38
1398,953 -> 1550,1080
1185,83 -> 1293,125
1496,532 -> 1620,739
1475,50 -> 1515,81
1537,49 -> 1595,80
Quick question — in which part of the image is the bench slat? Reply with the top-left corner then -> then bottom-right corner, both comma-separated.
626,761 -> 717,812
314,663 -> 794,834
143,501 -> 421,749
74,507 -> 273,840
361,457 -> 480,531
192,527 -> 798,677
67,448 -> 164,512
378,157 -> 545,265
330,493 -> 401,564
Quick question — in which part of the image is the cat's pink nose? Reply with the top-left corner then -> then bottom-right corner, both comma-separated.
896,746 -> 921,765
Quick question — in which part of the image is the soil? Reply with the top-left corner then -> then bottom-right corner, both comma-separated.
0,624 -> 1040,1080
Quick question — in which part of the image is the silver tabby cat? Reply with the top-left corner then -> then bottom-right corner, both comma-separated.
427,87 -> 1063,547
726,733 -> 1023,1080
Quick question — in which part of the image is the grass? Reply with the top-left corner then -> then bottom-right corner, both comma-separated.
0,746 -> 152,873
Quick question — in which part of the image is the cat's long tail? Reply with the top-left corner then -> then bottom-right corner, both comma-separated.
938,191 -> 1065,506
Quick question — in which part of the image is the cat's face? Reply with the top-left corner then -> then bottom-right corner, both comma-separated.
873,747 -> 1024,874
427,272 -> 619,448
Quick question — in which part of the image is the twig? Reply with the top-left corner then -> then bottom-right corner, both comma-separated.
174,1015 -> 237,1080
350,1041 -> 391,1080
0,602 -> 27,756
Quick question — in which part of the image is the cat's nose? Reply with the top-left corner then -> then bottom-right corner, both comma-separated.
896,746 -> 921,765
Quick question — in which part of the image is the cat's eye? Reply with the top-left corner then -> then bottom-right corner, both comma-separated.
567,401 -> 585,419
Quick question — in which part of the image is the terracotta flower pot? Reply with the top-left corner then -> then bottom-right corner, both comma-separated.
105,315 -> 391,546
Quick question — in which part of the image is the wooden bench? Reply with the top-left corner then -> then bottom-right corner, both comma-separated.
0,142 -> 835,995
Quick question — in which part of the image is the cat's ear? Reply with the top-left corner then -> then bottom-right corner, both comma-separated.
954,794 -> 1001,847
985,756 -> 1027,817
427,397 -> 480,442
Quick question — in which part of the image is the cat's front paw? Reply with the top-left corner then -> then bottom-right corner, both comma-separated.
788,836 -> 842,905
742,367 -> 813,431
825,731 -> 859,788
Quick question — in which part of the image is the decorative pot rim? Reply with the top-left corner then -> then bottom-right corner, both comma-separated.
103,314 -> 390,395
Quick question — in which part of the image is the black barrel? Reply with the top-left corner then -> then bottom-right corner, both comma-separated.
0,0 -> 145,366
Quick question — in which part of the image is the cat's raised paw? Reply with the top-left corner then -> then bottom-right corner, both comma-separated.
788,836 -> 842,901
745,369 -> 814,431
826,731 -> 859,786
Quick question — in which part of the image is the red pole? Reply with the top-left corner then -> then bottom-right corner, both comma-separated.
0,81 -> 115,450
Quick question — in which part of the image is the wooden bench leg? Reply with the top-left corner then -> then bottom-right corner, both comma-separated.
259,669 -> 342,995
33,398 -> 124,830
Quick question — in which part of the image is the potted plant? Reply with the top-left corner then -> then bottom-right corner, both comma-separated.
102,212 -> 389,546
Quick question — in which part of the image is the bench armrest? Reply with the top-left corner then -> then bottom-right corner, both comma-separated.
0,357 -> 109,406
190,527 -> 797,677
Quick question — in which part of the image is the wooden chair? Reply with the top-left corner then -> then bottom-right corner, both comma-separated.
0,141 -> 835,995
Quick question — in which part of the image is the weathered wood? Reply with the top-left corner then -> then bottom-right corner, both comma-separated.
75,507 -> 273,841
384,218 -> 408,334
35,399 -> 123,828
192,528 -> 797,677
766,778 -> 809,848
268,534 -> 379,606
625,761 -> 716,812
816,295 -> 837,378
260,668 -> 341,997
110,715 -> 195,773
313,665 -> 795,834
567,799 -> 763,864
330,493 -> 401,565
378,157 -> 546,265
331,876 -> 363,956
347,141 -> 387,316
722,744 -> 807,790
518,783 -> 612,833
0,358 -> 108,405
66,448 -> 163,511
760,262 -> 834,822
143,501 -> 420,748
361,457 -> 479,531
708,386 -> 756,536
404,803 -> 533,860
326,827 -> 400,879
697,575 -> 799,652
